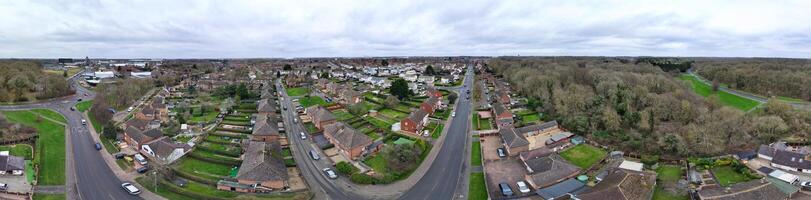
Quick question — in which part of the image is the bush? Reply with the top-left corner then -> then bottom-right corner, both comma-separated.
335,161 -> 359,175
714,158 -> 733,166
350,173 -> 374,184
641,154 -> 659,166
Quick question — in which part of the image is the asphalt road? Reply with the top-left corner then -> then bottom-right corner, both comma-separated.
277,65 -> 475,200
0,71 -> 141,200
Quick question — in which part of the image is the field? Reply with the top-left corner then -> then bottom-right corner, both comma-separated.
679,74 -> 760,111
559,144 -> 606,169
29,109 -> 67,124
188,108 -> 219,123
468,172 -> 488,200
286,87 -> 310,96
299,96 -> 327,107
430,124 -> 444,139
653,165 -> 688,200
712,166 -> 753,186
2,110 -> 66,185
332,110 -> 355,121
75,100 -> 93,112
472,114 -> 492,130
363,154 -> 389,174
379,108 -> 407,119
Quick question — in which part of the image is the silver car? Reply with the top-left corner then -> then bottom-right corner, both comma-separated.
121,182 -> 141,195
323,168 -> 338,179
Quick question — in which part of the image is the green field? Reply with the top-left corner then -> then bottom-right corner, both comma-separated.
379,108 -> 407,119
2,110 -> 66,185
299,96 -> 327,107
679,74 -> 760,111
468,172 -> 488,200
559,144 -> 606,169
286,87 -> 310,96
0,144 -> 34,160
430,124 -> 444,139
363,154 -> 389,174
136,176 -> 194,200
29,109 -> 67,124
471,140 -> 481,166
652,186 -> 688,200
712,166 -> 753,186
75,100 -> 93,112
332,110 -> 355,121
176,157 -> 235,181
653,165 -> 688,200
189,110 -> 219,123
472,114 -> 492,130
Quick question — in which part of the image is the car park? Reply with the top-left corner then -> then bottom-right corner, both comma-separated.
322,168 -> 338,179
497,148 -> 506,158
309,149 -> 320,160
517,181 -> 530,193
121,182 -> 141,195
499,183 -> 514,196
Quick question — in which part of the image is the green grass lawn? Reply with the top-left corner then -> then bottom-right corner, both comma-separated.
657,165 -> 683,181
286,87 -> 310,96
2,110 -> 66,185
136,176 -> 194,200
471,140 -> 481,166
0,144 -> 34,160
379,108 -> 407,119
189,110 -> 219,123
473,114 -> 492,130
430,124 -> 444,139
468,172 -> 488,200
29,109 -> 67,124
559,144 -> 607,169
88,108 -> 102,133
679,74 -> 760,111
363,154 -> 388,174
32,194 -> 66,200
299,96 -> 327,108
712,166 -> 753,186
176,157 -> 235,181
75,100 -> 93,112
333,110 -> 355,121
520,113 -> 541,123
777,96 -> 808,103
366,116 -> 394,130
359,101 -> 381,111
652,186 -> 688,200
303,122 -> 318,134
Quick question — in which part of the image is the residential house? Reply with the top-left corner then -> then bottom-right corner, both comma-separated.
500,128 -> 529,156
492,103 -> 513,129
522,154 -> 581,189
758,143 -> 811,173
576,168 -> 657,200
257,98 -> 277,114
0,151 -> 24,175
513,121 -> 564,150
135,106 -> 156,121
419,96 -> 441,114
339,89 -> 362,104
123,127 -> 164,150
425,87 -> 443,98
125,118 -> 150,131
233,141 -> 289,191
140,137 -> 190,164
252,114 -> 280,142
401,109 -> 429,136
323,122 -> 373,160
535,178 -> 586,200
305,106 -> 336,130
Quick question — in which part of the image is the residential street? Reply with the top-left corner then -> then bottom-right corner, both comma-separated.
0,72 -> 142,200
277,65 -> 475,199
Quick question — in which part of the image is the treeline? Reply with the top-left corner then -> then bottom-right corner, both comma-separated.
489,57 -> 811,157
0,60 -> 73,102
636,57 -> 693,72
694,58 -> 811,101
94,79 -> 155,111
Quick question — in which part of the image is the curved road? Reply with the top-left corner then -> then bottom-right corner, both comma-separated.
278,65 -> 475,199
0,71 -> 141,200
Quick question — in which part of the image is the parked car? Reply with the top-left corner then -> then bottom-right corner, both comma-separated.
94,143 -> 102,150
499,183 -> 514,196
0,183 -> 7,191
451,112 -> 456,117
497,148 -> 506,158
309,149 -> 320,160
322,168 -> 338,179
127,107 -> 134,112
81,119 -> 87,125
136,166 -> 150,174
121,182 -> 141,195
300,132 -> 307,140
113,153 -> 126,159
77,98 -> 82,102
70,107 -> 75,111
801,181 -> 811,190
517,181 -> 530,193
134,154 -> 148,165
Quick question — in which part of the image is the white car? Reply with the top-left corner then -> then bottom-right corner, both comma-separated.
81,119 -> 87,125
121,182 -> 141,195
516,181 -> 531,193
127,107 -> 134,112
451,112 -> 456,117
133,154 -> 148,165
300,132 -> 307,140
801,181 -> 811,189
323,168 -> 338,179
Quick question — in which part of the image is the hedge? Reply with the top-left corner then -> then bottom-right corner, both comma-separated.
215,127 -> 251,134
196,146 -> 242,157
188,151 -> 242,166
159,179 -> 228,200
211,131 -> 249,138
172,168 -> 219,186
204,137 -> 238,145
221,121 -> 250,126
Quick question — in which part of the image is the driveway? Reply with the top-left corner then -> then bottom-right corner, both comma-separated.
483,158 -> 529,199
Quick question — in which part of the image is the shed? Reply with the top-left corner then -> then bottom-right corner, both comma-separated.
768,170 -> 799,184
618,160 -> 644,172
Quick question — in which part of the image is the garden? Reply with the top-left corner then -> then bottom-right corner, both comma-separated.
2,110 -> 66,185
652,165 -> 688,200
559,144 -> 607,169
690,157 -> 760,186
286,87 -> 310,97
354,135 -> 432,185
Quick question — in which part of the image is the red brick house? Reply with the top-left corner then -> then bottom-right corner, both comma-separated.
305,106 -> 336,130
252,114 -> 280,142
492,103 -> 513,129
401,109 -> 428,136
426,87 -> 443,98
419,96 -> 441,114
323,122 -> 373,160
123,127 -> 163,150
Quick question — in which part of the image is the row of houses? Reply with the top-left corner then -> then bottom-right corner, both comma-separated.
304,106 -> 375,160
399,87 -> 444,136
123,95 -> 192,164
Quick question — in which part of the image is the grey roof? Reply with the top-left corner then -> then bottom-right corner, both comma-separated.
252,114 -> 280,136
697,180 -> 787,200
126,127 -> 162,144
306,106 -> 336,123
143,129 -> 164,138
257,98 -> 276,113
519,147 -> 554,161
493,102 -> 510,117
500,127 -> 529,148
236,141 -> 289,182
771,149 -> 811,170
547,132 -> 574,144
577,168 -> 657,200
145,137 -> 189,158
758,145 -> 776,157
407,109 -> 428,123
323,122 -> 373,150
515,120 -> 559,136
0,154 -> 24,171
125,118 -> 150,130
526,155 -> 581,186
536,178 -> 586,199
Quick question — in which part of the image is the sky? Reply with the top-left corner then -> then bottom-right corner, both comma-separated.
2,0 -> 811,58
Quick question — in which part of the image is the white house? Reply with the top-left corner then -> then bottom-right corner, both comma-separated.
140,137 -> 190,164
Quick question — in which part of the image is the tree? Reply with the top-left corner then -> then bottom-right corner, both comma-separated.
712,79 -> 720,92
381,59 -> 389,66
383,143 -> 422,171
283,64 -> 292,71
389,78 -> 411,100
752,116 -> 789,142
448,92 -> 458,103
601,106 -> 621,131
384,96 -> 400,108
424,65 -> 435,75
62,70 -> 68,77
320,72 -> 329,79
347,103 -> 368,116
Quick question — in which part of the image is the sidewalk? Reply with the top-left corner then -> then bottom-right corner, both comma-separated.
83,112 -> 166,200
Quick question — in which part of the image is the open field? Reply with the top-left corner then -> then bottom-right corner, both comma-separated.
471,139 -> 481,166
2,110 -> 66,185
286,87 -> 310,96
679,74 -> 760,111
559,144 -> 606,169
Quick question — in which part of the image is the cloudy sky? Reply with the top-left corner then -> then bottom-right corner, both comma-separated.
2,0 -> 811,58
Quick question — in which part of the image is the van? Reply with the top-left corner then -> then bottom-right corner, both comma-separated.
309,149 -> 320,160
134,154 -> 148,165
